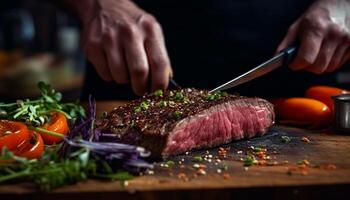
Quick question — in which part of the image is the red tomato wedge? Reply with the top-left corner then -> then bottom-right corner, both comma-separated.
0,120 -> 29,151
15,131 -> 44,159
305,85 -> 350,111
274,97 -> 332,129
41,112 -> 69,144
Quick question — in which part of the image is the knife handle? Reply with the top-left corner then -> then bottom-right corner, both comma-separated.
282,45 -> 298,67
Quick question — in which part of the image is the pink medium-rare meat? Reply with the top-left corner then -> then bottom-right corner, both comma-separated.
96,89 -> 275,158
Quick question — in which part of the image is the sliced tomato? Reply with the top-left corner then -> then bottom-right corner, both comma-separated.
15,131 -> 44,159
305,85 -> 350,111
0,120 -> 29,151
274,97 -> 332,129
41,112 -> 69,144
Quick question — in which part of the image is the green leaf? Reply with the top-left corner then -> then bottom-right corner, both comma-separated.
78,150 -> 90,167
244,155 -> 257,167
165,160 -> 175,167
95,171 -> 133,181
193,156 -> 203,162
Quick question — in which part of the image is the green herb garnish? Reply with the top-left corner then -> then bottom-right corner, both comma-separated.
0,82 -> 143,191
175,92 -> 184,101
165,160 -> 175,167
281,135 -> 291,143
244,155 -> 257,167
221,164 -> 229,170
0,147 -> 132,191
154,89 -> 163,97
205,92 -> 223,101
134,106 -> 142,113
193,156 -> 203,162
159,100 -> 168,107
140,100 -> 150,110
174,111 -> 183,118
253,146 -> 264,152
0,81 -> 85,126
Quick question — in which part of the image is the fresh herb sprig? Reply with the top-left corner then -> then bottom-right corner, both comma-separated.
0,147 -> 133,191
0,81 -> 85,127
0,96 -> 150,191
0,84 -> 152,191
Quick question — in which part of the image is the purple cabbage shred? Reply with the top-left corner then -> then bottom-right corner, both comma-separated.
59,96 -> 153,172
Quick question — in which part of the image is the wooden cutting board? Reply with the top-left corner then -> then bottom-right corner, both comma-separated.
1,101 -> 350,200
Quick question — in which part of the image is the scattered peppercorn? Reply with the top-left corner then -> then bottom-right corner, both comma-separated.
301,137 -> 311,143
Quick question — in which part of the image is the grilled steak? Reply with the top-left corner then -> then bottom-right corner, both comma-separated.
96,89 -> 275,158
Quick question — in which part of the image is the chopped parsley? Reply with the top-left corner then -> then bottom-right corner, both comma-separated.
135,100 -> 151,113
281,135 -> 291,143
193,156 -> 203,162
252,146 -> 264,152
159,100 -> 168,107
154,89 -> 163,97
244,155 -> 257,167
134,106 -> 142,113
175,92 -> 184,101
205,92 -> 226,101
140,100 -> 150,110
165,160 -> 175,167
174,111 -> 183,118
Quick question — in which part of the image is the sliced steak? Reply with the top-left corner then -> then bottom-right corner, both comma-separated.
96,89 -> 275,158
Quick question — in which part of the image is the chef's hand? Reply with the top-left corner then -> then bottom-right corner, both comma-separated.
277,0 -> 350,74
74,0 -> 172,95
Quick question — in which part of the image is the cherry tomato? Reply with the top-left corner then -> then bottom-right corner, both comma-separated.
41,112 -> 69,144
15,131 -> 44,159
0,120 -> 29,151
274,97 -> 332,129
305,86 -> 350,111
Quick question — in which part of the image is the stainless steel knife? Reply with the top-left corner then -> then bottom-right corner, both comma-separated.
210,46 -> 297,93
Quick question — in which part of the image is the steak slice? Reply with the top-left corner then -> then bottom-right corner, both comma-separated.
96,89 -> 275,158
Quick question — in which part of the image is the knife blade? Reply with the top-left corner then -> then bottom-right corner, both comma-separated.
210,46 -> 297,93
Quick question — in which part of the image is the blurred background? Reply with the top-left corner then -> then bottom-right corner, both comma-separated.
0,0 -> 84,102
1,0 -> 350,102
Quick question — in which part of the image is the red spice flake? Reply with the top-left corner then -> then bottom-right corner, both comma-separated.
218,147 -> 227,157
198,164 -> 207,169
257,160 -> 267,166
301,137 -> 311,143
255,151 -> 266,159
197,168 -> 206,175
298,164 -> 307,170
286,166 -> 297,175
223,173 -> 231,179
324,164 -> 337,170
298,159 -> 310,166
177,173 -> 189,181
301,170 -> 309,176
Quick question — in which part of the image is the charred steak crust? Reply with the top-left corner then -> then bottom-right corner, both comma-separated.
96,89 -> 275,157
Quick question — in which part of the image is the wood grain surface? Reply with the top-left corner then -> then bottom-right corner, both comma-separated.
1,101 -> 349,200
